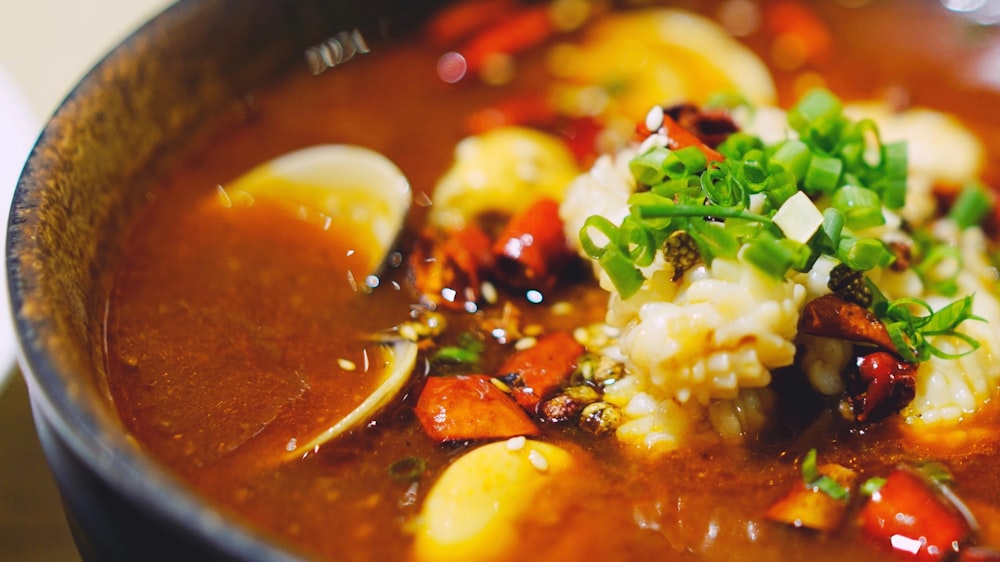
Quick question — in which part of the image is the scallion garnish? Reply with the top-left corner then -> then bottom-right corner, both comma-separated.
431,331 -> 485,365
388,456 -> 426,482
577,88 -> 985,366
860,476 -> 886,496
579,88 -> 914,299
914,242 -> 962,297
949,180 -> 993,229
831,184 -> 884,230
801,448 -> 850,501
877,295 -> 985,363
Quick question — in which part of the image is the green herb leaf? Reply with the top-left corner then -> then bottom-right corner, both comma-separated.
580,88 -> 915,304
800,448 -> 849,501
860,477 -> 887,496
878,295 -> 985,362
388,456 -> 426,482
949,181 -> 993,229
432,332 -> 484,365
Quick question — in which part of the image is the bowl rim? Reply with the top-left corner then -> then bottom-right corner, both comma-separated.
6,1 -> 325,559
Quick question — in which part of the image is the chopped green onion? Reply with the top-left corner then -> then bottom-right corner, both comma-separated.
619,215 -> 657,268
701,164 -> 747,207
763,166 -> 798,208
630,147 -> 671,185
875,142 -> 908,209
804,154 -> 843,194
664,146 -> 708,177
801,448 -> 820,482
688,219 -> 741,262
432,331 -> 485,365
881,140 -> 909,178
578,89 -> 934,313
919,295 -> 983,335
838,237 -> 894,270
738,150 -> 770,189
914,243 -> 962,297
813,475 -> 850,500
800,448 -> 849,500
629,192 -> 675,231
651,176 -> 701,199
432,346 -> 479,364
388,456 -> 426,482
914,461 -> 955,485
821,208 -> 845,249
880,295 -> 985,362
579,215 -> 619,259
832,185 -> 884,230
788,89 -> 844,146
949,181 -> 993,229
633,201 -> 770,224
598,245 -> 645,299
860,477 -> 887,496
743,235 -> 796,279
769,139 -> 811,182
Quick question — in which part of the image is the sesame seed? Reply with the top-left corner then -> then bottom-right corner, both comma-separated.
481,281 -> 498,304
514,336 -> 538,351
527,449 -> 549,472
638,133 -> 669,154
337,358 -> 357,371
489,378 -> 513,393
506,436 -> 527,451
551,301 -> 573,316
645,105 -> 665,133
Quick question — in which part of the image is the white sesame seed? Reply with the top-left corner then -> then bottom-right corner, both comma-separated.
489,378 -> 513,393
481,281 -> 498,305
527,449 -> 549,472
506,436 -> 527,451
337,358 -> 357,371
551,301 -> 573,316
645,105 -> 665,132
514,336 -> 538,351
638,133 -> 669,154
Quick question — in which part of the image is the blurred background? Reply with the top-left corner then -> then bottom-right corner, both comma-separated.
0,2 -> 171,560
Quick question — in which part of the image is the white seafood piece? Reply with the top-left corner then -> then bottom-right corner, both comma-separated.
220,144 -> 411,275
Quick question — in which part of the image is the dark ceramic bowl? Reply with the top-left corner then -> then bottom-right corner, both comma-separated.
10,0 -> 1000,561
7,1 -> 442,560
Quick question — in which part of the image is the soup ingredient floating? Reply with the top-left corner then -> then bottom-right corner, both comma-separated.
219,144 -> 411,277
413,439 -> 576,562
282,338 -> 419,461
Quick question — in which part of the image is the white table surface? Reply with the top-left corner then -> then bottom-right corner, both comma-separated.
0,0 -> 173,391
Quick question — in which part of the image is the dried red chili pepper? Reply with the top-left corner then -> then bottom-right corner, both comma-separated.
497,331 -> 584,413
849,350 -> 917,423
492,197 -> 573,291
410,225 -> 494,310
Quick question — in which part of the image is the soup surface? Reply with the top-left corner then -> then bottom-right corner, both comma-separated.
105,1 -> 1000,561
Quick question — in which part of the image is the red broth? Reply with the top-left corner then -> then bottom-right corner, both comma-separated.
105,1 -> 1000,560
